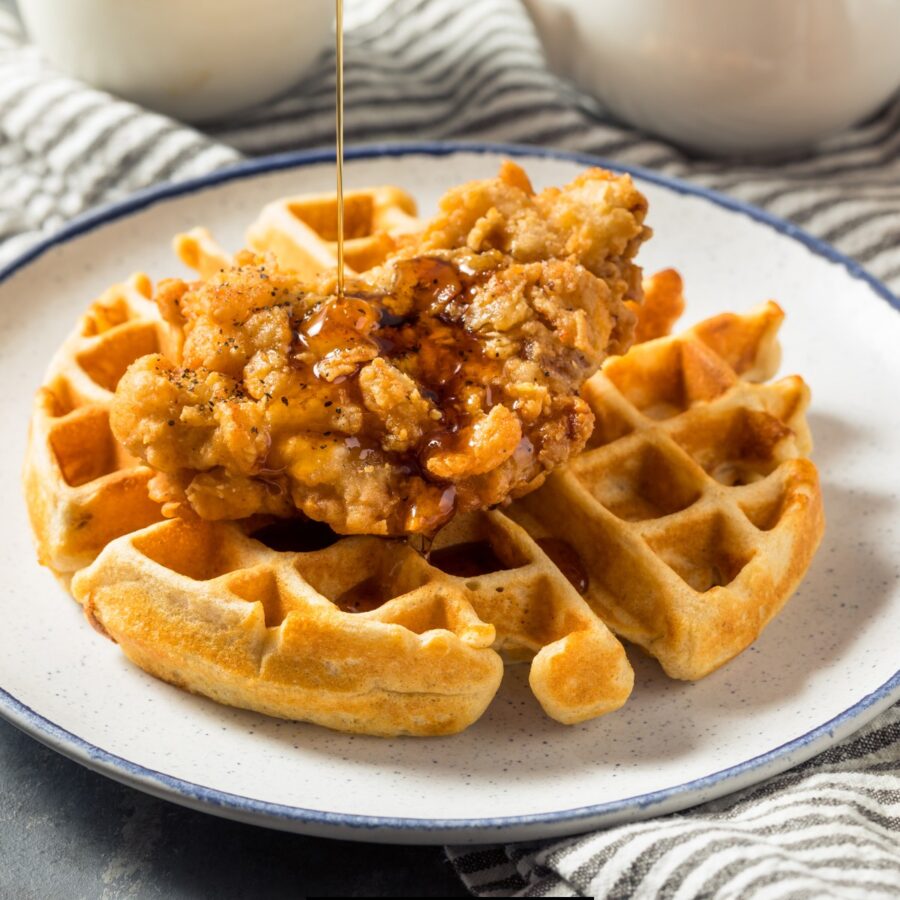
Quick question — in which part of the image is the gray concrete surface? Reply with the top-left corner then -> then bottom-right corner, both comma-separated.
0,717 -> 468,899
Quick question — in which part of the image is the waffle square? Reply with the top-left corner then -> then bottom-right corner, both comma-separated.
508,302 -> 824,680
24,275 -> 165,581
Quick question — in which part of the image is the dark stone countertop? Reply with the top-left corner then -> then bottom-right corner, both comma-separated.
0,717 -> 469,898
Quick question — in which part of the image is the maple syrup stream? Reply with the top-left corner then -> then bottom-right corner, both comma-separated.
335,0 -> 345,297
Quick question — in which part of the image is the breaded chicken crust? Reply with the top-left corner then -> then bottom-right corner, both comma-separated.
111,163 -> 650,535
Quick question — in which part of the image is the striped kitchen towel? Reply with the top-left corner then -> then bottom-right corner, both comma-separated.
3,0 -> 900,292
448,706 -> 900,898
1,1 -> 898,897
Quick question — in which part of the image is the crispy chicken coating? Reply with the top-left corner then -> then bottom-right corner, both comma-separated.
111,163 -> 650,535
420,160 -> 650,306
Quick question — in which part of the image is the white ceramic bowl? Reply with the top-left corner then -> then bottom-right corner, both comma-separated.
524,0 -> 900,156
17,0 -> 333,123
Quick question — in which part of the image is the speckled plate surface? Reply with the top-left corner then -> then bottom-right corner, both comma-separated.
1,144 -> 899,845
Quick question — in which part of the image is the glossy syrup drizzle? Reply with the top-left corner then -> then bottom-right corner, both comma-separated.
535,537 -> 590,595
429,541 -> 511,578
335,0 -> 345,296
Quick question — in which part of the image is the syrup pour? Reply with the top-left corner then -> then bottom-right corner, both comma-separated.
335,0 -> 345,297
535,537 -> 590,595
250,518 -> 342,553
286,255 -> 506,538
429,541 -> 510,578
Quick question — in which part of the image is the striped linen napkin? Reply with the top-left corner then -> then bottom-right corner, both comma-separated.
448,708 -> 900,898
1,1 -> 898,896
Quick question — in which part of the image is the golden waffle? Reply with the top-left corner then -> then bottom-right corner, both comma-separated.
27,275 -> 633,735
628,267 -> 686,344
175,186 -> 422,282
23,275 -> 165,583
71,509 -> 632,736
508,302 -> 825,681
172,227 -> 233,280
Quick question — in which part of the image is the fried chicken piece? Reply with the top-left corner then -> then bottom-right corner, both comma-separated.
111,163 -> 650,535
419,160 -> 650,314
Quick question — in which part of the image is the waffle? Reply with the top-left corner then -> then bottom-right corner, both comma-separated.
175,185 -> 422,282
23,274 -> 166,583
71,508 -> 633,736
27,276 -> 633,735
508,301 -> 825,680
628,267 -> 686,344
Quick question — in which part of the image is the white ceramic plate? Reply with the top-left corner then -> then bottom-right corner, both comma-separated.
1,144 -> 898,845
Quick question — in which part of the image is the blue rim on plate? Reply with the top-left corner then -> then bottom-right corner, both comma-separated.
2,141 -> 898,838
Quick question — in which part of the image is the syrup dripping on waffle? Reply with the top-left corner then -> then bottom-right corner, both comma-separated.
335,0 -> 345,297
